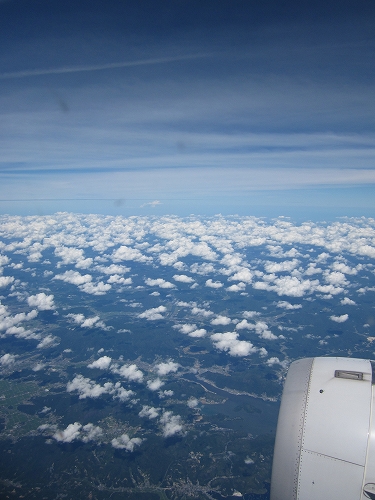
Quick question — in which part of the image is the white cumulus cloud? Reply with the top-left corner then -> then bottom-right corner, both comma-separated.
211,332 -> 257,357
340,297 -> 356,305
147,378 -> 164,391
67,375 -> 111,399
114,386 -> 134,402
264,259 -> 299,273
139,405 -> 160,419
155,361 -> 179,376
107,274 -> 132,285
112,246 -> 151,263
205,279 -> 223,288
0,276 -> 14,288
80,281 -> 112,295
55,246 -> 93,269
138,306 -> 167,321
113,363 -> 144,382
67,314 -> 104,329
145,278 -> 175,289
191,306 -> 214,317
173,274 -> 194,283
211,315 -> 231,326
187,398 -> 199,408
0,353 -> 16,366
266,357 -> 288,368
88,356 -> 112,370
111,434 -> 143,451
173,323 -> 197,334
52,422 -> 103,444
188,328 -> 207,338
276,301 -> 302,310
228,268 -> 253,283
226,282 -> 246,292
159,411 -> 184,438
330,314 -> 349,323
54,270 -> 92,286
27,293 -> 55,310
37,334 -> 59,349
53,422 -> 82,443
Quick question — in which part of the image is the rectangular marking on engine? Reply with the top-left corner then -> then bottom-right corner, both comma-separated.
334,370 -> 363,380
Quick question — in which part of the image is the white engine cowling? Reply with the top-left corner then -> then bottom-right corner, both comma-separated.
271,357 -> 375,500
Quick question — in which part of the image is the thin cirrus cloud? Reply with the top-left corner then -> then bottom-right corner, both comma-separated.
0,2 -> 374,216
0,53 -> 212,80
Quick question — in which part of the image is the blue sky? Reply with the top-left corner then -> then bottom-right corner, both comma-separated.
0,0 -> 374,219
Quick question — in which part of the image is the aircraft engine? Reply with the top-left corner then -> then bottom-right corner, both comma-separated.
271,357 -> 375,500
